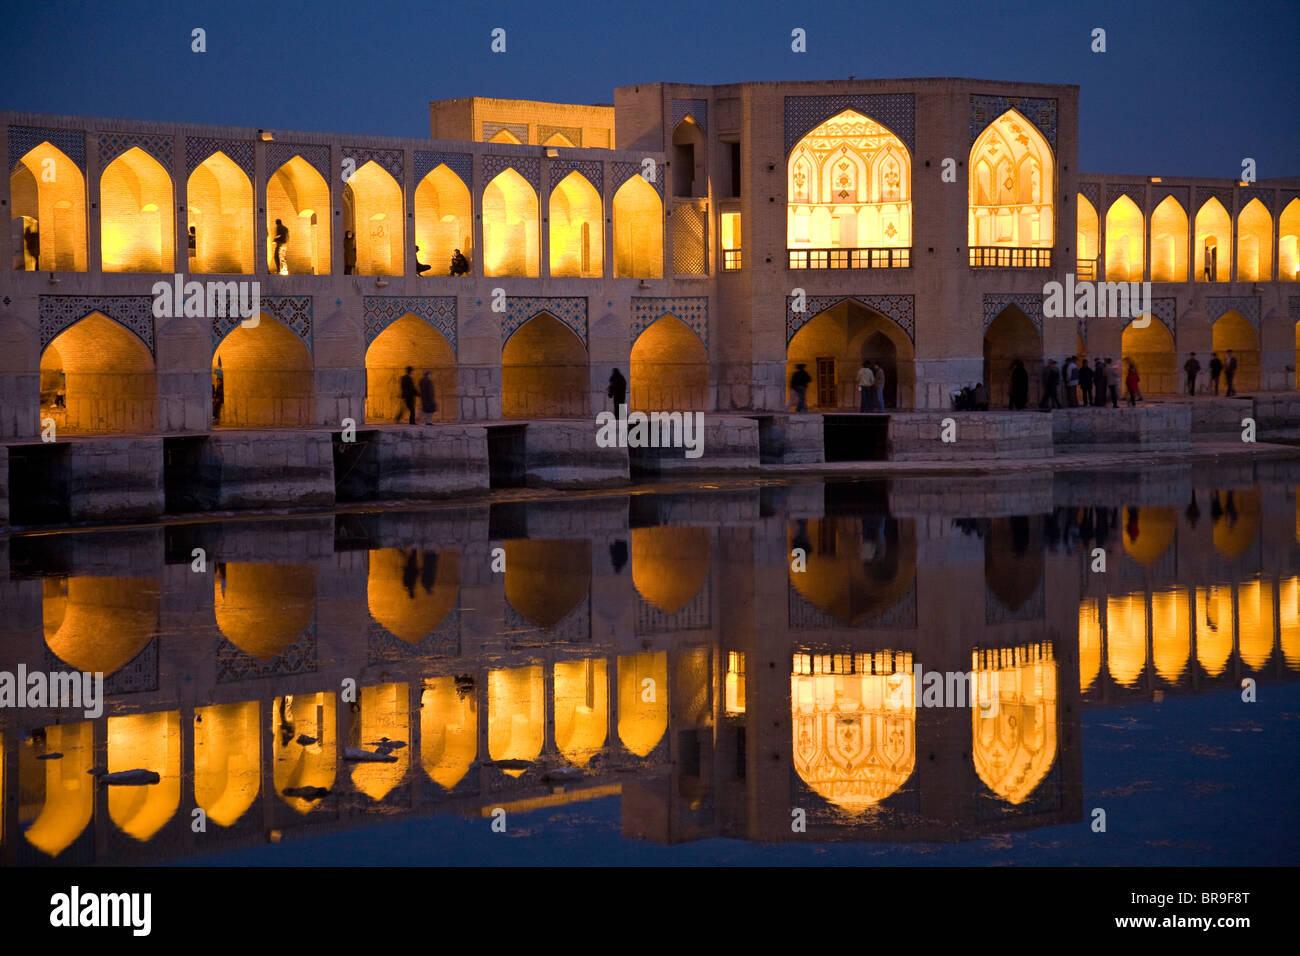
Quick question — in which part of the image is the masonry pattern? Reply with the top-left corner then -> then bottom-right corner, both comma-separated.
787,294 -> 915,343
482,154 -> 540,191
631,295 -> 709,348
414,150 -> 472,189
344,147 -> 403,182
549,158 -> 603,194
216,628 -> 317,682
39,294 -> 155,352
612,160 -> 663,198
1206,295 -> 1261,331
363,295 -> 458,352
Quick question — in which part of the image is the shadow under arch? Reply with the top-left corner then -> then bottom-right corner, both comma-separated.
983,304 -> 1041,409
786,299 -> 915,410
788,516 -> 916,626
501,313 -> 588,419
367,547 -> 460,642
365,314 -> 458,423
985,516 -> 1043,615
41,312 -> 157,434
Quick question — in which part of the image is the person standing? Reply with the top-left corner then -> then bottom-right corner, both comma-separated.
1078,358 -> 1094,407
1063,356 -> 1079,407
419,370 -> 437,425
1093,357 -> 1106,406
188,225 -> 198,263
1209,352 -> 1223,395
1184,352 -> 1201,395
607,367 -> 627,417
1225,349 -> 1238,396
1040,360 -> 1061,409
1125,361 -> 1141,407
789,364 -> 812,412
398,366 -> 418,425
1105,358 -> 1121,408
872,362 -> 886,411
856,360 -> 875,412
272,219 -> 289,274
343,230 -> 357,275
1010,359 -> 1029,410
212,357 -> 225,424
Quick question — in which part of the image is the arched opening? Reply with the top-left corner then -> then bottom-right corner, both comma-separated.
351,682 -> 409,801
107,711 -> 181,841
1078,598 -> 1101,693
193,701 -> 260,827
1279,198 -> 1300,281
273,691 -> 337,814
617,652 -> 668,756
630,314 -> 708,411
1236,579 -> 1274,671
985,516 -> 1043,613
213,317 -> 314,427
631,526 -> 711,614
554,658 -> 608,767
787,517 -> 917,625
549,171 -> 602,277
971,643 -> 1057,804
542,131 -> 575,148
501,313 -> 588,418
214,561 -> 316,659
1149,195 -> 1188,282
43,575 -> 158,673
1236,197 -> 1272,282
421,676 -> 477,790
1197,585 -> 1233,677
1195,197 -> 1230,282
100,146 -> 174,273
40,313 -> 156,434
1211,487 -> 1260,559
503,538 -> 590,628
414,164 -> 472,277
488,128 -> 522,144
488,665 -> 544,774
982,305 -> 1041,409
19,721 -> 94,857
482,168 -> 538,277
364,314 -> 457,423
186,151 -> 253,274
1151,588 -> 1191,683
1076,193 -> 1098,277
1121,505 -> 1177,563
786,300 -> 915,410
367,547 -> 460,642
11,142 -> 87,271
1104,195 -> 1144,281
1121,320 -> 1177,395
787,109 -> 911,255
612,175 -> 663,277
968,109 -> 1054,251
671,117 -> 705,198
266,156 -> 330,275
1279,577 -> 1300,671
1212,311 -> 1260,392
342,161 -> 403,276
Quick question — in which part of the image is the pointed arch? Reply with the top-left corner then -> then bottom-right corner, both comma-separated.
101,146 -> 174,273
1076,193 -> 1098,276
194,701 -> 261,827
213,314 -> 314,426
1279,198 -> 1300,281
549,171 -> 603,277
274,691 -> 337,814
187,151 -> 253,274
542,131 -> 575,148
504,538 -> 590,629
489,128 -> 522,144
415,163 -> 472,277
421,676 -> 477,790
618,652 -> 668,756
482,167 -> 538,277
501,312 -> 588,418
671,116 -> 705,198
968,109 -> 1054,250
631,313 -> 708,410
214,561 -> 315,659
983,304 -> 1041,408
20,721 -> 95,857
1213,310 -> 1260,391
1236,197 -> 1272,282
632,526 -> 711,614
43,574 -> 159,673
266,155 -> 330,275
351,682 -> 410,802
1122,318 -> 1177,394
554,658 -> 608,767
1105,195 -> 1144,281
488,665 -> 545,772
343,160 -> 404,276
612,175 -> 663,277
1150,195 -> 1188,282
40,312 -> 156,433
107,711 -> 182,841
364,313 -> 457,423
11,142 -> 87,271
971,644 -> 1057,804
1195,197 -> 1230,282
367,547 -> 460,641
787,299 -> 916,409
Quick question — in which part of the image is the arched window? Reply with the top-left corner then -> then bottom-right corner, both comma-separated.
968,110 -> 1055,261
11,142 -> 87,271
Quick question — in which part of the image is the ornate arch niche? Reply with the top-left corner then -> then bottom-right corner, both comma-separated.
969,109 -> 1054,250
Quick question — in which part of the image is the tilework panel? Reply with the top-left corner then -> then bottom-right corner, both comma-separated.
216,626 -> 317,682
363,295 -> 458,353
549,159 -> 603,195
1116,297 -> 1176,335
784,93 -> 915,154
213,294 -> 312,349
343,146 -> 403,182
415,150 -> 472,189
786,294 -> 915,343
482,121 -> 529,144
39,295 -> 154,353
631,296 -> 709,349
1150,185 -> 1189,212
539,125 -> 582,147
267,143 -> 331,182
1078,181 -> 1100,211
635,576 -> 712,634
504,596 -> 590,644
482,154 -> 540,191
671,203 -> 708,274
185,137 -> 255,178
982,293 -> 1043,333
9,125 -> 86,173
1195,185 -> 1234,213
612,160 -> 663,199
671,98 -> 708,133
1206,295 -> 1261,331
367,610 -> 461,664
98,132 -> 173,169
1106,183 -> 1145,209
970,95 -> 1058,152
502,296 -> 588,345
45,638 -> 159,695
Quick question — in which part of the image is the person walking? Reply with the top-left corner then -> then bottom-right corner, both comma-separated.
419,370 -> 437,425
1010,359 -> 1029,410
1063,355 -> 1079,407
856,360 -> 875,412
607,367 -> 627,417
1039,360 -> 1061,409
1184,352 -> 1201,395
1209,352 -> 1223,395
1125,360 -> 1141,407
398,366 -> 418,425
1225,349 -> 1238,396
872,362 -> 886,411
789,364 -> 812,412
1078,358 -> 1094,407
1105,358 -> 1121,408
272,219 -> 289,274
212,357 -> 225,424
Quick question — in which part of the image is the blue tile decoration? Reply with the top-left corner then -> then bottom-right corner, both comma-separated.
786,294 -> 915,343
216,625 -> 317,682
631,296 -> 709,349
612,160 -> 663,199
1078,181 -> 1101,211
9,125 -> 86,173
343,146 -> 403,182
482,154 -> 540,192
98,132 -> 173,170
482,121 -> 529,144
502,296 -> 588,346
671,98 -> 708,133
363,295 -> 458,354
982,292 -> 1043,333
549,159 -> 603,195
367,610 -> 461,663
1206,295 -> 1261,331
1150,184 -> 1189,213
539,125 -> 582,147
185,137 -> 255,178
1116,297 -> 1176,335
1106,183 -> 1145,210
415,150 -> 472,190
970,95 -> 1057,152
213,294 -> 312,349
267,143 -> 331,182
784,93 -> 915,155
1195,185 -> 1234,214
39,295 -> 154,353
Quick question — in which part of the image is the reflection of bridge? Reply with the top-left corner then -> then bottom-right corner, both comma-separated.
2,464 -> 1299,861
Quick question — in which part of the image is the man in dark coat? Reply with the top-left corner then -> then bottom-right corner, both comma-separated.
1010,359 -> 1029,410
398,366 -> 418,425
607,368 -> 627,417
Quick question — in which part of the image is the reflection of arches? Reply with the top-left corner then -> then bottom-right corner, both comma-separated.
1194,197 -> 1230,281
342,161 -> 404,276
1107,593 -> 1147,686
549,171 -> 603,277
488,666 -> 544,774
618,652 -> 668,756
1104,195 -> 1144,281
1211,487 -> 1260,559
20,722 -> 94,857
1151,587 -> 1191,683
187,151 -> 253,274
788,517 -> 916,625
1279,199 -> 1300,281
1076,194 -> 1098,273
274,692 -> 337,814
630,315 -> 708,410
214,562 -> 316,658
983,305 -> 1041,409
364,315 -> 457,423
415,164 -> 472,276
985,516 -> 1042,612
1212,311 -> 1260,392
1235,198 -> 1272,282
504,539 -> 590,628
791,651 -> 915,813
194,701 -> 260,826
107,711 -> 181,841
421,677 -> 477,789
612,176 -> 663,277
968,109 -> 1054,249
1150,196 -> 1188,282
631,526 -> 710,614
41,313 -> 157,434
1279,577 -> 1300,670
786,300 -> 915,409
1197,585 -> 1233,677
1078,598 -> 1101,693
1122,321 -> 1177,395
483,168 -> 539,276
1236,580 -> 1273,670
1122,506 -> 1177,563
554,658 -> 608,766
213,317 -> 314,426
501,313 -> 588,418
971,644 -> 1057,804
11,142 -> 87,271
43,575 -> 158,673
101,147 -> 174,273
352,683 -> 410,801
367,548 -> 460,641
266,156 -> 330,274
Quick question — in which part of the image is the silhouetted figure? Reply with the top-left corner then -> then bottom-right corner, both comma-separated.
1063,355 -> 1079,406
872,362 -> 886,411
343,230 -> 357,274
1210,490 -> 1223,522
1079,506 -> 1095,542
1126,506 -> 1140,546
1184,352 -> 1201,395
188,225 -> 197,259
1225,350 -> 1238,396
272,219 -> 289,273
1078,359 -> 1094,406
449,248 -> 470,276
857,360 -> 875,412
1185,490 -> 1201,527
1105,358 -> 1120,407
419,370 -> 437,424
454,674 -> 475,699
399,366 -> 417,425
23,222 -> 40,269
1125,361 -> 1141,406
212,357 -> 224,424
789,364 -> 812,412
420,551 -> 438,594
610,539 -> 629,574
415,245 -> 431,275
1039,360 -> 1060,409
607,367 -> 627,415
1010,359 -> 1029,410
972,381 -> 988,411
791,519 -> 812,556
402,549 -> 419,599
1209,353 -> 1223,395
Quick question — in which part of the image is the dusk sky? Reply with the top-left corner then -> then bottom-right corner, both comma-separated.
7,0 -> 1298,177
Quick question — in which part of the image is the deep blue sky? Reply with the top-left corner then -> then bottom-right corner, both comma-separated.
6,0 -> 1298,177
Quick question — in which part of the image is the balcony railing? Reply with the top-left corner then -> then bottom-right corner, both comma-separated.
969,247 -> 1053,268
788,248 -> 911,269
1076,258 -> 1096,280
722,249 -> 742,270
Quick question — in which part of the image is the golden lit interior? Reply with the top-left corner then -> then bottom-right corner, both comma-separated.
1195,197 -> 1230,281
788,517 -> 915,624
43,574 -> 158,673
489,128 -> 522,144
1279,576 -> 1300,670
364,314 -> 457,424
194,701 -> 260,827
612,175 -> 662,277
1078,597 -> 1101,693
553,658 -> 608,766
542,131 -> 575,148
1121,320 -> 1177,395
266,156 -> 330,274
1279,199 -> 1299,281
212,317 -> 315,427
1106,592 -> 1147,686
1211,487 -> 1261,559
631,526 -> 710,614
483,167 -> 538,277
343,161 -> 404,276
1236,579 -> 1274,670
617,652 -> 668,756
1211,312 -> 1261,393
630,314 -> 709,411
488,666 -> 544,774
725,650 -> 746,715
504,538 -> 590,627
11,142 -> 87,271
187,151 -> 253,274
787,300 -> 916,410
501,313 -> 589,418
214,561 -> 316,658
1150,195 -> 1188,281
19,722 -> 94,857
1121,506 -> 1177,563
968,109 -> 1053,248
421,677 -> 477,790
107,711 -> 181,841
367,547 -> 460,641
274,692 -> 337,814
1151,587 -> 1191,683
40,312 -> 157,435
1196,585 -> 1233,676
1076,194 -> 1098,272
549,171 -> 603,278
792,651 -> 915,812
351,683 -> 409,801
414,164 -> 472,276
788,109 -> 911,250
720,210 -> 741,259
982,304 -> 1042,409
972,644 -> 1057,804
1235,198 -> 1272,282
100,146 -> 174,273
1105,195 -> 1145,281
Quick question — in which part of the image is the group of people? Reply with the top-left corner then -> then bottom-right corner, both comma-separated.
1182,350 -> 1239,396
340,233 -> 470,277
784,361 -> 889,413
1033,355 -> 1127,409
397,366 -> 438,424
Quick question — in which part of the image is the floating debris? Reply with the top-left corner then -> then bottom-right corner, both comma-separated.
295,734 -> 318,746
282,786 -> 330,801
88,768 -> 160,786
344,746 -> 398,763
543,767 -> 583,783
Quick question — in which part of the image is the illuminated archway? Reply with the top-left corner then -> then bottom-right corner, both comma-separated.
1197,585 -> 1233,677
1235,197 -> 1272,282
788,109 -> 911,252
367,547 -> 460,642
1151,588 -> 1191,683
489,128 -> 522,144
482,168 -> 538,277
1107,592 -> 1147,686
1105,195 -> 1144,281
630,315 -> 708,411
1121,321 -> 1177,395
364,314 -> 457,423
1279,577 -> 1300,670
1211,487 -> 1260,559
542,131 -> 575,148
972,644 -> 1057,804
549,171 -> 603,278
1236,580 -> 1274,671
787,300 -> 915,410
632,526 -> 711,614
983,305 -> 1041,409
554,658 -> 608,766
11,142 -> 87,271
43,575 -> 158,673
1150,195 -> 1188,282
504,538 -> 590,628
213,317 -> 314,426
342,161 -> 404,276
186,151 -> 253,274
214,561 -> 316,658
1076,193 -> 1098,276
415,164 -> 472,276
1078,598 -> 1101,693
968,109 -> 1054,250
40,313 -> 156,434
501,313 -> 588,418
20,722 -> 95,857
612,175 -> 663,277
1195,197 -> 1230,282
351,683 -> 410,801
671,117 -> 705,198
194,701 -> 260,827
788,517 -> 916,625
1279,199 -> 1300,281
266,156 -> 330,275
1212,311 -> 1260,392
1121,505 -> 1177,563
488,665 -> 544,774
617,652 -> 668,756
274,692 -> 337,814
101,146 -> 174,273
107,711 -> 181,841
421,676 -> 477,790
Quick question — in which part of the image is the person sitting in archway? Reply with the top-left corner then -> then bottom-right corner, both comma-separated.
415,245 -> 431,275
449,248 -> 470,276
272,219 -> 290,274
23,221 -> 40,270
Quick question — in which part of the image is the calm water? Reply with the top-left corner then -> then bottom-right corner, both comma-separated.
3,458 -> 1299,866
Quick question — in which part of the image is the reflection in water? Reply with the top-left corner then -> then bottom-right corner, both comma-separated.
43,576 -> 158,673
215,562 -> 315,659
488,666 -> 544,773
1197,586 -> 1234,677
19,722 -> 94,856
351,683 -> 410,801
1107,594 -> 1147,687
1237,580 -> 1274,670
788,517 -> 914,625
725,651 -> 746,715
554,659 -> 607,767
1079,598 -> 1101,693
972,644 -> 1057,805
617,653 -> 667,756
1211,489 -> 1259,559
368,548 -> 460,642
274,692 -> 337,814
107,712 -> 181,841
421,677 -> 477,790
632,526 -> 711,614
1283,578 -> 1300,668
505,540 -> 590,628
195,701 -> 261,827
1152,588 -> 1191,683
1122,506 -> 1177,565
